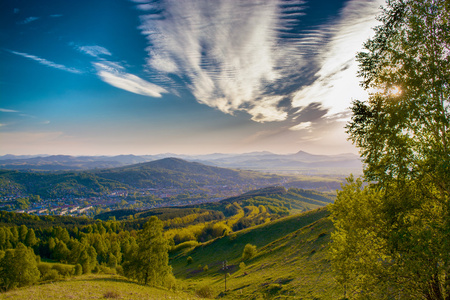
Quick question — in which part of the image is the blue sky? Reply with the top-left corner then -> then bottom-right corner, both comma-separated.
0,0 -> 383,156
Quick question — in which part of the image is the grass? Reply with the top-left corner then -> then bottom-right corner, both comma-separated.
0,274 -> 198,300
170,206 -> 344,299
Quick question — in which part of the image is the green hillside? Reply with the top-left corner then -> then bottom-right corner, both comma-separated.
94,157 -> 283,188
0,207 -> 340,299
0,158 -> 286,199
169,207 -> 342,299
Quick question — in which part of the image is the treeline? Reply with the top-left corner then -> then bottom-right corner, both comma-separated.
0,219 -> 139,291
0,170 -> 127,198
0,217 -> 174,291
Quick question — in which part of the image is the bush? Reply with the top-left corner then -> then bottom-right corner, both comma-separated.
186,256 -> 193,264
97,264 -> 116,275
170,240 -> 198,253
37,263 -> 52,277
74,264 -> 82,276
242,243 -> 257,261
103,291 -> 120,298
163,273 -> 177,291
202,265 -> 208,272
196,285 -> 214,298
42,269 -> 60,281
51,263 -> 74,277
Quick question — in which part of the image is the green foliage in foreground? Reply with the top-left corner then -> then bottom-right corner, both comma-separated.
0,243 -> 40,291
123,217 -> 173,287
331,0 -> 450,299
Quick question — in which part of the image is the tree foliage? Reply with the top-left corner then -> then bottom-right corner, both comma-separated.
0,243 -> 40,291
123,216 -> 172,286
331,0 -> 450,299
242,243 -> 257,261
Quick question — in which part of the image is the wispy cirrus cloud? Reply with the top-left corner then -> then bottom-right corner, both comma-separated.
18,16 -> 40,25
8,50 -> 82,74
291,0 -> 383,127
131,0 -> 383,127
134,0 -> 308,122
77,45 -> 112,58
72,43 -> 168,98
0,108 -> 19,113
94,62 -> 167,97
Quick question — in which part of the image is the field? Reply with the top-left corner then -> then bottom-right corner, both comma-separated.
0,274 -> 197,300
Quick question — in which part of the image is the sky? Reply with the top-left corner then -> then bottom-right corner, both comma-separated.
0,0 -> 384,156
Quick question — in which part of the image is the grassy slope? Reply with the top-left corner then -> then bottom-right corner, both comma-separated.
1,207 -> 342,300
0,274 -> 197,300
170,206 -> 343,299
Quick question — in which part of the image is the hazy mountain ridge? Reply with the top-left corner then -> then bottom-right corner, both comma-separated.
0,150 -> 362,174
0,158 -> 284,199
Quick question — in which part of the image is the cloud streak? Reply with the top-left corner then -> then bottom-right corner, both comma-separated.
8,50 -> 82,74
291,0 -> 383,126
0,108 -> 19,113
77,45 -> 112,58
133,0 -> 382,125
135,0 -> 308,122
94,62 -> 167,97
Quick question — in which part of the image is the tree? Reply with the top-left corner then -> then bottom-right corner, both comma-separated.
331,0 -> 450,299
0,243 -> 40,291
122,216 -> 172,286
24,228 -> 37,248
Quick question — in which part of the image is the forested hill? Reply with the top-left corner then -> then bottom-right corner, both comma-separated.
0,158 -> 284,199
93,157 -> 276,188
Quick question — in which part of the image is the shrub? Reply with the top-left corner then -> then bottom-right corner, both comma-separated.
170,240 -> 198,253
242,243 -> 257,261
37,263 -> 52,277
42,269 -> 60,281
196,285 -> 214,298
186,256 -> 193,264
74,264 -> 82,276
51,263 -> 74,277
103,291 -> 120,298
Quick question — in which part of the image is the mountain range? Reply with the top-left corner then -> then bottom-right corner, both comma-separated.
0,158 -> 284,199
0,150 -> 362,174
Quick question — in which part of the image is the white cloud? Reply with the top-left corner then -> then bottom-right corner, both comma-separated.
137,0 -> 303,122
133,0 -> 382,125
0,108 -> 19,113
94,62 -> 167,97
292,0 -> 383,118
78,45 -> 112,57
9,50 -> 82,74
290,121 -> 312,131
